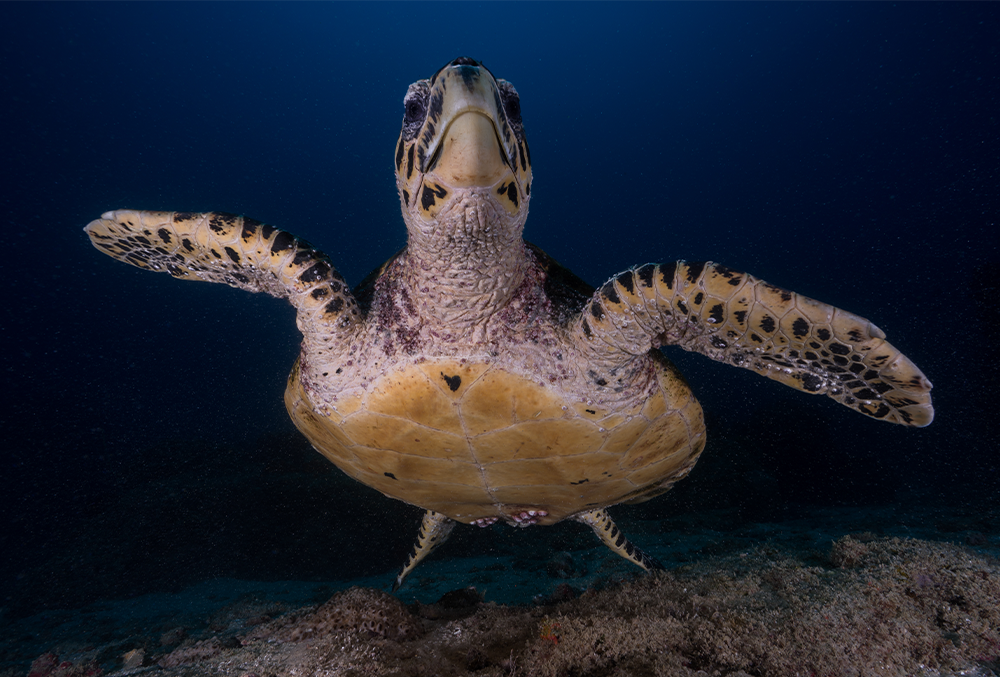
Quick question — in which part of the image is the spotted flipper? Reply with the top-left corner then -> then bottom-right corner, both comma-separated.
572,261 -> 933,427
392,510 -> 456,591
574,509 -> 664,572
84,210 -> 360,340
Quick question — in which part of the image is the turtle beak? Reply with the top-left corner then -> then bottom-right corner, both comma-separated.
419,61 -> 517,188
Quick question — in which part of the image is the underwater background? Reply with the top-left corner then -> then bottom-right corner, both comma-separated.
1,2 -> 998,674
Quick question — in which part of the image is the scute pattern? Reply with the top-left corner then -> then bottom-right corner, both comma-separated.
575,261 -> 933,427
285,358 -> 705,525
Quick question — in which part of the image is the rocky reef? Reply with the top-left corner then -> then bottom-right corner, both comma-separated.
8,536 -> 999,677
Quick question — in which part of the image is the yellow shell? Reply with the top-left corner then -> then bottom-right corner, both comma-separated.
285,356 -> 706,525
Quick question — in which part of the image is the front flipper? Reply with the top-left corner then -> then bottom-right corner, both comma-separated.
574,509 -> 664,572
84,210 -> 360,340
393,510 -> 456,591
571,261 -> 933,427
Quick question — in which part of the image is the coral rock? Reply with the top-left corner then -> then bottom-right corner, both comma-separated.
245,586 -> 423,643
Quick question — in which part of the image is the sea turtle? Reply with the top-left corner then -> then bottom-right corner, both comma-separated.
84,57 -> 934,591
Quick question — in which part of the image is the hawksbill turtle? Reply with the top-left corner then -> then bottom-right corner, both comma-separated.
84,57 -> 934,590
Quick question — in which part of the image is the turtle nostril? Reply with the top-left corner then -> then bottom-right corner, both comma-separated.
451,56 -> 479,67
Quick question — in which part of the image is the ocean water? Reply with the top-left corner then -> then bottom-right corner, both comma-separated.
2,3 -> 998,675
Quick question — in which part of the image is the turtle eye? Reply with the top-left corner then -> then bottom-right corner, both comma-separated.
497,81 -> 523,130
503,93 -> 521,124
404,97 -> 426,125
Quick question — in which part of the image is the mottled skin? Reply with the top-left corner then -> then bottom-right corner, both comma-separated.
84,57 -> 934,591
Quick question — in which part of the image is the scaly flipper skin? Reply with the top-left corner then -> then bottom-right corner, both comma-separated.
393,510 -> 456,591
84,210 -> 361,345
572,261 -> 933,427
574,509 -> 664,572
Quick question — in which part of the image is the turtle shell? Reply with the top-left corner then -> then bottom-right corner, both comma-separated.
284,354 -> 706,525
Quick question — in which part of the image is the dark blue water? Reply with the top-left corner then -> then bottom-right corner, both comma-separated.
2,2 -> 997,619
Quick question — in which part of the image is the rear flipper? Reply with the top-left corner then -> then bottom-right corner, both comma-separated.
575,509 -> 664,572
393,510 -> 456,591
572,261 -> 933,427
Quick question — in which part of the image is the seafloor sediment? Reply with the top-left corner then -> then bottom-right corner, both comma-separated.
6,536 -> 999,677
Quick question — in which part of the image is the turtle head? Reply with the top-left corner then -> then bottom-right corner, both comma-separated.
394,57 -> 531,244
